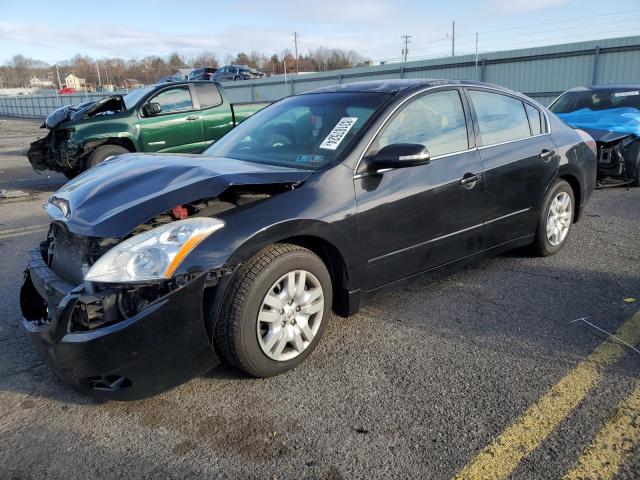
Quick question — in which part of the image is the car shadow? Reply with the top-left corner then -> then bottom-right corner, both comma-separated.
2,255 -> 638,405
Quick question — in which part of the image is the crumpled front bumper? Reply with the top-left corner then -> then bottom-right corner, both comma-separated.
26,130 -> 84,174
20,248 -> 220,400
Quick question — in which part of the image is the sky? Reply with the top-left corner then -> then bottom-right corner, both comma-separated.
1,0 -> 640,65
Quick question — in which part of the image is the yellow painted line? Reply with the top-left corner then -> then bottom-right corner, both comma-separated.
562,381 -> 640,480
454,311 -> 640,480
0,225 -> 49,240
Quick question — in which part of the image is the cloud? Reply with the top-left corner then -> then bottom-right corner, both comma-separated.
490,0 -> 572,12
0,20 -> 375,62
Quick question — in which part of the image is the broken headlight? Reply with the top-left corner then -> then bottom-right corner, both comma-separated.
84,218 -> 224,283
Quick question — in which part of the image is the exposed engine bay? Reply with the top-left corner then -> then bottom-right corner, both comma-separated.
44,95 -> 126,129
590,132 -> 640,187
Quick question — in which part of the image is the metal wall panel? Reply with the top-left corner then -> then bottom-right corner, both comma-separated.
1,35 -> 639,117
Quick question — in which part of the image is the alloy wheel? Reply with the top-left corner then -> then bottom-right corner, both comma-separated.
546,191 -> 572,246
257,270 -> 324,361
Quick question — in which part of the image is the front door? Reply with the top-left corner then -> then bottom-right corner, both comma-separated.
139,85 -> 205,153
355,88 -> 485,290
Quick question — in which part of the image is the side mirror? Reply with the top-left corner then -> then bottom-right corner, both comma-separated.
367,143 -> 430,171
144,102 -> 162,116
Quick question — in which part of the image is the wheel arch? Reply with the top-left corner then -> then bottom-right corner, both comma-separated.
557,168 -> 582,222
278,235 -> 352,318
85,137 -> 136,155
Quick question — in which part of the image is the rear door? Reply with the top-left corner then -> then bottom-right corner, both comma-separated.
139,84 -> 205,153
355,88 -> 485,290
465,88 -> 558,248
193,83 -> 234,147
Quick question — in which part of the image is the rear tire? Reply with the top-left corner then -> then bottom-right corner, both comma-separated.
87,144 -> 129,170
532,179 -> 575,256
213,244 -> 332,377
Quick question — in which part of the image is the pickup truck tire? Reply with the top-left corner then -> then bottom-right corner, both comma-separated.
532,179 -> 575,256
87,145 -> 130,169
213,244 -> 332,377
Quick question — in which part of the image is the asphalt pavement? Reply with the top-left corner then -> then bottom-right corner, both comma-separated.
0,117 -> 638,480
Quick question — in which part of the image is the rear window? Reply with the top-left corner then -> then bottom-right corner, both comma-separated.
468,90 -> 531,145
195,83 -> 222,108
550,89 -> 640,113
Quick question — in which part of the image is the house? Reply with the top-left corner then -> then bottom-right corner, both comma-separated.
65,73 -> 90,90
29,76 -> 55,88
123,78 -> 143,89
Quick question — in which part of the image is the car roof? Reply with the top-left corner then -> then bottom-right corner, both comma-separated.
148,80 -> 217,88
304,79 -> 521,96
565,84 -> 640,92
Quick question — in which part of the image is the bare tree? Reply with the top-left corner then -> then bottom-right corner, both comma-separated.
194,52 -> 219,68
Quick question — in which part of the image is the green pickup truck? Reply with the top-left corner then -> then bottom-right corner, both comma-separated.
27,81 -> 269,178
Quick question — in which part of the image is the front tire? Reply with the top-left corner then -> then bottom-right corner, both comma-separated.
87,144 -> 129,170
213,244 -> 332,377
533,179 -> 575,256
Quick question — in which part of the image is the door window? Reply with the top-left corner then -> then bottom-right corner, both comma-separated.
525,103 -> 543,135
150,87 -> 194,114
372,90 -> 469,158
468,90 -> 531,145
195,83 -> 222,108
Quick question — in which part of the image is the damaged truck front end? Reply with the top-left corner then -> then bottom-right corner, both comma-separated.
20,154 -> 311,399
27,96 -> 127,177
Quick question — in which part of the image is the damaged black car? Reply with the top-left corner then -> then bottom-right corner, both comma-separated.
550,84 -> 640,187
21,80 -> 596,400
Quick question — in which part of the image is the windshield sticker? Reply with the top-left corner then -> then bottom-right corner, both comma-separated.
319,117 -> 358,150
296,154 -> 325,164
614,91 -> 639,97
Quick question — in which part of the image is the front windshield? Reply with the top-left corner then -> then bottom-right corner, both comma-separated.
204,92 -> 390,170
550,88 -> 640,113
123,86 -> 155,109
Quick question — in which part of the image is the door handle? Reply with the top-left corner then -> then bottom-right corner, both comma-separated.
460,173 -> 480,186
540,149 -> 555,159
186,115 -> 198,121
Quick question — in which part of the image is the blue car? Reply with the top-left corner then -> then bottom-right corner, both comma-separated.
550,84 -> 640,187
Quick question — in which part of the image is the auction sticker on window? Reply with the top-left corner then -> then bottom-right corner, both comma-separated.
319,117 -> 358,150
614,91 -> 639,97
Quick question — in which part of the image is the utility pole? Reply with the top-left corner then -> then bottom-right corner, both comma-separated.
401,35 -> 412,63
55,65 -> 62,90
96,61 -> 102,87
292,32 -> 299,74
451,21 -> 455,57
474,32 -> 479,79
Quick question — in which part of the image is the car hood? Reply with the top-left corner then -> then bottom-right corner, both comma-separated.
44,95 -> 125,128
46,153 -> 313,238
580,128 -> 632,144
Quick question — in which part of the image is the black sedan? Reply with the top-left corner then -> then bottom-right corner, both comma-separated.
20,79 -> 597,399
